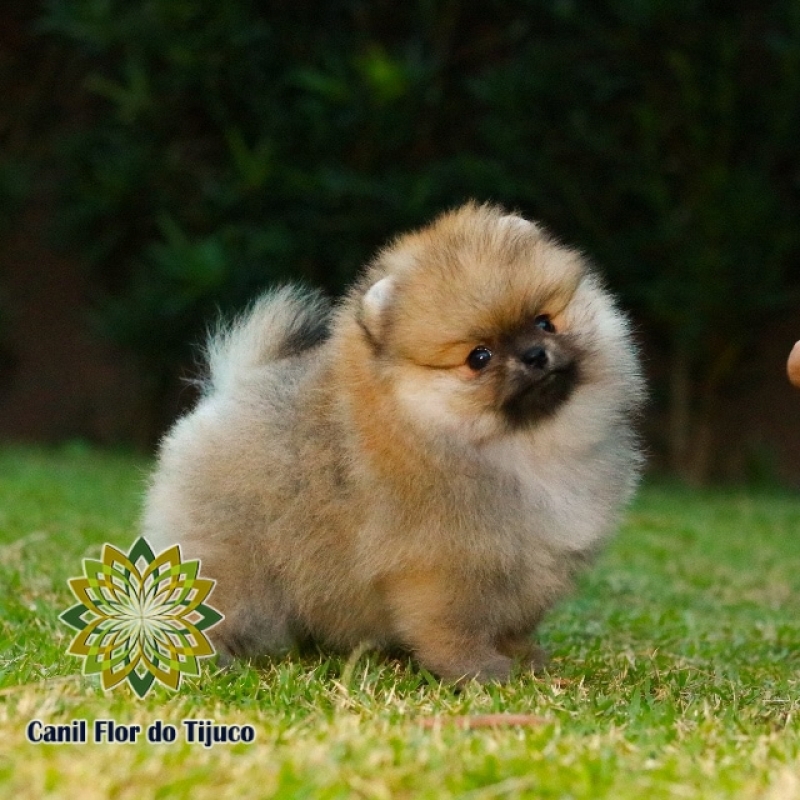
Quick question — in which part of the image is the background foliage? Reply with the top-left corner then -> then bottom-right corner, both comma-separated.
4,0 -> 800,476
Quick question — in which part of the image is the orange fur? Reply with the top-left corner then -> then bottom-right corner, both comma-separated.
143,203 -> 645,681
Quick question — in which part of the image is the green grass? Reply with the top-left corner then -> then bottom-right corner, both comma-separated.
1,446 -> 799,799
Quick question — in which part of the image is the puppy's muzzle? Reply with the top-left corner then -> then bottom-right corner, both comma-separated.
501,338 -> 580,425
521,346 -> 548,370
518,343 -> 574,382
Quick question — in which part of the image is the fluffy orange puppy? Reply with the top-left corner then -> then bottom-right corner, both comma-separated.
143,203 -> 645,682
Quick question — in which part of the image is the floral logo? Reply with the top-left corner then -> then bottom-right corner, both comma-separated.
60,538 -> 223,698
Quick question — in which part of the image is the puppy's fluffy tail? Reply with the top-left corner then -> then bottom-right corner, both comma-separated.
205,286 -> 330,394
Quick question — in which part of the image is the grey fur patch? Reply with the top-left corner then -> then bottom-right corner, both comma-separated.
278,307 -> 331,357
205,286 -> 331,394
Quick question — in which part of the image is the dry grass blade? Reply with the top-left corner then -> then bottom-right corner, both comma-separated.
417,713 -> 547,729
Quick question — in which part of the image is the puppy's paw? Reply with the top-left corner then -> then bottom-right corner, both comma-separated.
418,649 -> 514,685
469,653 -> 515,684
497,634 -> 549,674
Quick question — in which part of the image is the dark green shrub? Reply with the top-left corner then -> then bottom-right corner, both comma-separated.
38,0 -> 800,473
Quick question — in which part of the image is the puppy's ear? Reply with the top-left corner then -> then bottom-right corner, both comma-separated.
360,277 -> 395,345
498,214 -> 539,235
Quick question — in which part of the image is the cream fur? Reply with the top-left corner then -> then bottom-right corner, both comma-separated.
143,202 -> 645,682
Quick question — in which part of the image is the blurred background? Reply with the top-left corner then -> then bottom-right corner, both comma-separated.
0,0 -> 798,485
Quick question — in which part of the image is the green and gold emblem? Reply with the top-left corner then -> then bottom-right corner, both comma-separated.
60,538 -> 222,698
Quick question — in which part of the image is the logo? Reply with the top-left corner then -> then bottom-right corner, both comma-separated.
60,538 -> 223,698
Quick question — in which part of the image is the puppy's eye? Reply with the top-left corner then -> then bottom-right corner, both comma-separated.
534,314 -> 556,333
466,346 -> 493,371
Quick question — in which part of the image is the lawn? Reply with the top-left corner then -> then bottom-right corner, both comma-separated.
1,446 -> 799,799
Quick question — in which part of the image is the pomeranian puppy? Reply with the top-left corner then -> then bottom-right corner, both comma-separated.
143,202 -> 645,682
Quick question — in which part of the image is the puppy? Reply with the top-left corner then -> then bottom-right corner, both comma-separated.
143,202 -> 645,682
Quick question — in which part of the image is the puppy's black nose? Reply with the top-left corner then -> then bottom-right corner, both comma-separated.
520,346 -> 548,370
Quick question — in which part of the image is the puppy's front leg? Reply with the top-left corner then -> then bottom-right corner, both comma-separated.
496,632 -> 549,672
383,571 -> 513,683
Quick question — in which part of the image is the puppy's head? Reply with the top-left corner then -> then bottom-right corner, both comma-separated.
355,202 -> 637,443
